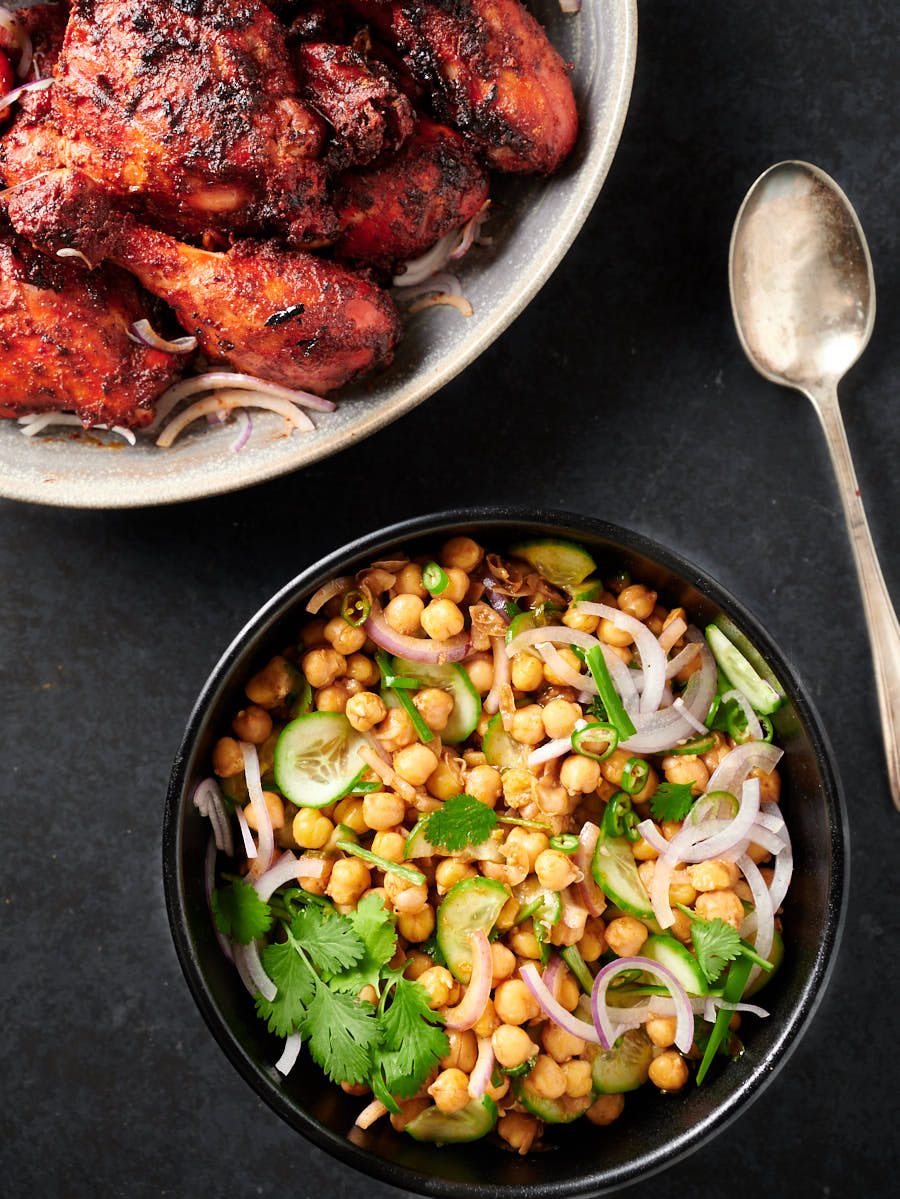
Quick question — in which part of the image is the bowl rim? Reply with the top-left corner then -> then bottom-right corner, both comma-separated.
0,3 -> 638,510
163,506 -> 848,1198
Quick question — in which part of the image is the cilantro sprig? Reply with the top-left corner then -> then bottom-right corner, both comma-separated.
676,904 -> 774,985
211,879 -> 273,945
422,793 -> 498,851
649,780 -> 696,823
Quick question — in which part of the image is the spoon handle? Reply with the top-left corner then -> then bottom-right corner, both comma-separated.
810,383 -> 900,809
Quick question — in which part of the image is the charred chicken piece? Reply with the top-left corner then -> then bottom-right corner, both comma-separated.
286,2 -> 347,43
0,4 -> 69,185
335,117 -> 489,272
6,170 -> 401,395
293,42 -> 415,169
7,0 -> 336,244
0,219 -> 180,428
346,0 -> 578,174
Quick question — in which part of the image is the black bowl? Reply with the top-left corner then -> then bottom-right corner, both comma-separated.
163,508 -> 847,1197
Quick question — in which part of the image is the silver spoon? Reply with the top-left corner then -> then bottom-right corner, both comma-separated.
730,159 -> 900,809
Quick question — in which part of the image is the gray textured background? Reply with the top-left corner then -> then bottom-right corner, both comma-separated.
2,1 -> 899,1196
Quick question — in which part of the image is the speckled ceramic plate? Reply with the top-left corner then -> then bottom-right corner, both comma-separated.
1,2 -> 636,508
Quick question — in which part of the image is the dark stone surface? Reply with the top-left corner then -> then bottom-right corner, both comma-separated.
2,1 -> 899,1195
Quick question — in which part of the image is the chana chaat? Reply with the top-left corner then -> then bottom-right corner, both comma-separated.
195,535 -> 793,1152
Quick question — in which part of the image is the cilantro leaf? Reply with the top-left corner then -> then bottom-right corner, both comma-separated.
373,977 -> 450,1100
330,893 -> 397,994
255,936 -> 316,1036
649,780 -> 696,823
302,985 -> 380,1085
211,880 -> 272,945
690,916 -> 742,984
291,905 -> 365,975
424,793 -> 497,852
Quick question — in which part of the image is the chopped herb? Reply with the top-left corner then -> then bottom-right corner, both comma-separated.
303,984 -> 380,1085
676,905 -> 774,982
423,793 -> 498,852
371,975 -> 450,1101
211,879 -> 272,945
649,780 -> 696,824
330,894 -> 398,995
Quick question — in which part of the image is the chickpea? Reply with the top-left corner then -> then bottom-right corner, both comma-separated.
750,765 -> 781,805
212,736 -> 244,778
564,1060 -> 594,1098
398,904 -> 435,942
491,941 -> 516,984
244,656 -> 295,708
669,880 -> 698,907
543,646 -> 582,687
701,731 -> 732,773
322,615 -> 365,656
384,593 -> 424,636
440,567 -> 470,604
427,1068 -> 470,1114
413,687 -> 455,732
435,859 -> 477,894
694,889 -> 745,929
345,691 -> 386,733
427,752 -> 465,800
375,708 -> 417,752
510,651 -> 544,692
661,753 -> 709,795
345,652 -> 380,687
370,830 -> 405,863
390,881 -> 429,916
495,895 -> 520,932
599,748 -> 633,787
326,858 -> 370,906
507,921 -> 543,960
245,790 -> 285,832
538,699 -> 579,740
316,683 -> 349,713
645,1016 -> 678,1049
631,834 -> 659,862
687,858 -> 739,892
440,536 -> 483,572
492,1024 -> 539,1070
300,619 -> 328,648
669,908 -> 693,942
528,1055 -> 567,1100
464,652 -> 494,694
362,790 -> 405,831
505,826 -> 550,871
393,743 -> 439,786
498,1112 -> 540,1155
333,796 -> 368,834
340,1080 -> 370,1096
421,599 -> 465,641
441,1029 -> 478,1073
501,768 -> 536,809
395,563 -> 427,598
472,996 -> 501,1039
301,648 -> 346,690
460,766 -> 498,810
417,966 -> 455,1009
542,1023 -> 585,1064
297,857 -> 332,896
390,1096 -> 430,1132
605,916 -> 649,958
403,950 -> 433,981
618,584 -> 657,621
511,705 -> 545,746
231,705 -> 272,745
648,1050 -> 689,1092
562,605 -> 600,634
586,1093 -> 625,1125
579,918 -> 607,961
560,754 -> 602,794
535,849 -> 579,892
598,617 -> 632,648
494,979 -> 540,1025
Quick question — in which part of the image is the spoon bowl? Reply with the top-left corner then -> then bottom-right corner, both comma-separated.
729,160 -> 900,808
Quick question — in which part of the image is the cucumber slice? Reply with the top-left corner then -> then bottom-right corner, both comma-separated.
567,574 -> 604,603
505,611 -> 536,646
437,877 -> 509,981
592,826 -> 654,920
705,625 -> 783,715
586,1028 -> 654,1093
405,1095 -> 497,1143
641,934 -> 708,997
390,656 -> 481,744
744,928 -> 784,998
513,1077 -> 593,1123
482,714 -> 527,769
273,712 -> 368,808
404,819 -> 504,863
513,877 -> 562,942
509,538 -> 597,588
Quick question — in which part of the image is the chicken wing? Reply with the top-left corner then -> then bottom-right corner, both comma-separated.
346,0 -> 578,174
0,218 -> 180,428
6,170 -> 401,395
335,117 -> 489,272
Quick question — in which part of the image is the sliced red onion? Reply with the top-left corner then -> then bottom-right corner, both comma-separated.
519,963 -> 603,1044
705,741 -> 782,798
407,291 -> 473,318
16,30 -> 32,79
744,823 -> 786,857
527,720 -> 587,768
575,821 -> 606,916
393,270 -> 463,300
649,852 -> 678,929
506,624 -> 600,657
253,851 -> 301,902
0,75 -> 52,111
479,571 -> 512,618
241,741 -> 274,879
445,929 -> 492,1030
231,408 -> 252,452
355,1098 -> 389,1129
591,957 -> 693,1053
762,801 -> 793,913
576,604 -> 667,715
484,635 -> 510,715
541,953 -> 564,1000
204,834 -> 234,964
234,940 -> 277,1002
704,997 -> 770,1020
561,888 -> 588,932
633,643 -> 698,690
235,804 -> 257,859
678,777 -> 762,864
193,777 -> 235,856
392,228 -> 459,287
156,389 -> 314,447
450,201 -> 490,261
127,318 -> 198,353
673,696 -> 709,735
156,372 -> 336,413
755,808 -> 786,836
468,1036 -> 495,1099
620,628 -> 717,754
306,575 -> 355,614
536,643 -> 596,695
634,819 -> 675,858
365,601 -> 468,663
296,853 -> 328,879
17,412 -> 134,444
600,645 -> 640,713
737,853 -> 775,987
274,1031 -> 303,1076
362,731 -> 392,766
721,688 -> 763,742
559,0 -> 582,12
658,616 -> 687,654
56,247 -> 94,269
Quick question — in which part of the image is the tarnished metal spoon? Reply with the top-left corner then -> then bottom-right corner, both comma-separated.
730,160 -> 900,809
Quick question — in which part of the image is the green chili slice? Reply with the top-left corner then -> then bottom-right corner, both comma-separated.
602,791 -> 633,838
585,646 -> 637,740
340,589 -> 371,627
561,945 -> 595,994
498,815 -> 552,832
422,561 -> 449,596
375,651 -> 434,743
620,756 -> 650,796
549,834 -> 580,854
668,732 -> 717,756
336,840 -> 426,887
570,721 -> 618,762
